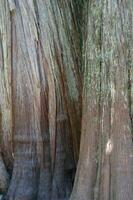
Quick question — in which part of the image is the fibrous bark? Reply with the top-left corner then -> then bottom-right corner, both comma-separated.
70,0 -> 133,200
0,0 -> 82,199
0,0 -> 133,200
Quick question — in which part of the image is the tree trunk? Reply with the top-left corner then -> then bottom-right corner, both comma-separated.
0,0 -> 133,200
70,0 -> 133,200
0,0 -> 82,199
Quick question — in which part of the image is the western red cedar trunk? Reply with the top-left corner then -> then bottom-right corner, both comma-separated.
0,0 -> 133,200
70,0 -> 133,200
0,0 -> 82,199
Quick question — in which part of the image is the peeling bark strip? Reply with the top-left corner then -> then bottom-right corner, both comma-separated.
70,0 -> 133,200
0,0 -> 82,199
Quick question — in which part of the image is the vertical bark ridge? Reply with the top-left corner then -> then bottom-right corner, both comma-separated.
0,0 -> 13,171
5,1 -> 41,199
71,1 -> 103,199
35,0 -> 82,199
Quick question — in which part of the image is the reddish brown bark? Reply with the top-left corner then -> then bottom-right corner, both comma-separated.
70,0 -> 133,200
0,1 -> 82,199
0,0 -> 133,200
